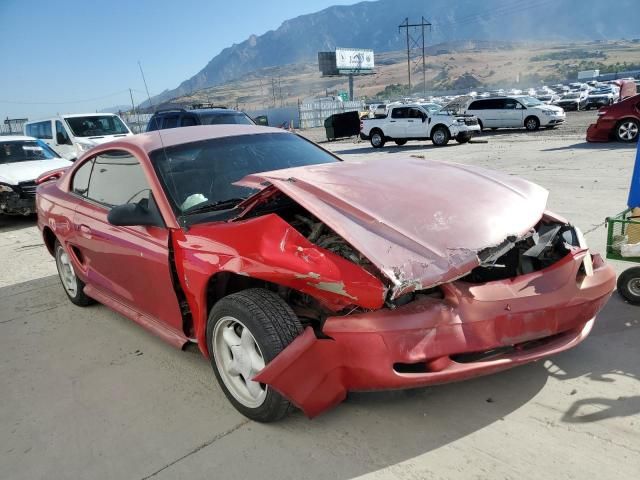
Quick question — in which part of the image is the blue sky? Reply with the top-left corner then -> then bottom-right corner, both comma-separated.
0,0 -> 358,119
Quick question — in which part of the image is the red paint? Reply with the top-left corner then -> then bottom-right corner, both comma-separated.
587,94 -> 640,142
36,126 -> 617,417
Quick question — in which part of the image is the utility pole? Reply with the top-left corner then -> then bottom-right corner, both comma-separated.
398,17 -> 431,97
129,88 -> 141,133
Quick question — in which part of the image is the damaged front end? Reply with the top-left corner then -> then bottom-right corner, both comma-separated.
225,158 -> 616,417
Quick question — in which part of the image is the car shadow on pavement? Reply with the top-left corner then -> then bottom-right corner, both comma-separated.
542,142 -> 637,152
0,214 -> 37,233
543,294 -> 640,424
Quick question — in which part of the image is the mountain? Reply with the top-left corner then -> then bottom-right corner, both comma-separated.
143,0 -> 640,106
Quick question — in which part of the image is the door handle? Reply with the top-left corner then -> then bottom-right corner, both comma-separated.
408,120 -> 414,123
79,224 -> 92,238
390,120 -> 396,122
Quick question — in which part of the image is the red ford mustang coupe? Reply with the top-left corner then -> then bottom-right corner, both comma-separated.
37,125 -> 615,421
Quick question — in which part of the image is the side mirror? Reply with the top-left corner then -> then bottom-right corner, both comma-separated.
107,196 -> 164,228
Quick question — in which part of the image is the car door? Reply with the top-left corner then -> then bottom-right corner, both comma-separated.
501,98 -> 525,127
69,149 -> 184,334
468,99 -> 498,128
406,107 -> 427,137
54,120 -> 76,160
388,107 -> 409,137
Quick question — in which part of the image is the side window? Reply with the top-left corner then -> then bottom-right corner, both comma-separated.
391,108 -> 408,119
468,101 -> 481,110
408,108 -> 423,119
26,121 -> 53,139
55,121 -> 71,145
163,115 -> 179,129
491,98 -> 507,110
86,150 -> 150,207
180,115 -> 197,127
72,159 -> 94,196
504,99 -> 518,110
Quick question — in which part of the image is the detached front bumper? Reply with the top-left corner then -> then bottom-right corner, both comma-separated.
255,251 -> 615,417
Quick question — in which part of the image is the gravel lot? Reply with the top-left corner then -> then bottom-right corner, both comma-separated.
1,110 -> 639,480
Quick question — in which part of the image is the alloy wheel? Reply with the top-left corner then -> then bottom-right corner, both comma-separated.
213,316 -> 267,408
618,121 -> 639,141
56,248 -> 77,297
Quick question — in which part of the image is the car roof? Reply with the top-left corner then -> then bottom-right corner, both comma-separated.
118,124 -> 289,154
26,113 -> 119,123
0,135 -> 36,141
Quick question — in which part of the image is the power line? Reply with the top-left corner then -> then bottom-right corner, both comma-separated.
434,0 -> 556,30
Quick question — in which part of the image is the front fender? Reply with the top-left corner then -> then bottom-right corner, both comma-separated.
172,214 -> 387,356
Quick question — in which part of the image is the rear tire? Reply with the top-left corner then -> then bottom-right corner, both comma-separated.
525,116 -> 540,131
206,288 -> 303,422
617,267 -> 640,305
370,130 -> 385,148
615,119 -> 639,142
394,139 -> 407,146
54,241 -> 93,306
431,126 -> 450,146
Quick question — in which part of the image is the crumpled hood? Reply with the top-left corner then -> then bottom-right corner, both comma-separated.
238,157 -> 548,298
0,158 -> 72,185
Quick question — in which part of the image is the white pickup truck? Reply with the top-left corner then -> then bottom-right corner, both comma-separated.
360,103 -> 480,148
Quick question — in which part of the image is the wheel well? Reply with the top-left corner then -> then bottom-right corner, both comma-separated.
370,127 -> 384,137
525,115 -> 539,124
42,227 -> 56,256
431,124 -> 448,133
616,117 -> 639,127
206,272 -> 277,317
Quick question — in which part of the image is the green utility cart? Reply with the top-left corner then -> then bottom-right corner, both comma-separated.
606,208 -> 640,305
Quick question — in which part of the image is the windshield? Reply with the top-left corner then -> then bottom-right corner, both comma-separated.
65,115 -> 130,137
199,112 -> 254,125
0,139 -> 60,164
521,96 -> 543,107
150,133 -> 340,216
420,103 -> 441,113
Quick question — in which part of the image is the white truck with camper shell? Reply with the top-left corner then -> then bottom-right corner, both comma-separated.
360,103 -> 480,147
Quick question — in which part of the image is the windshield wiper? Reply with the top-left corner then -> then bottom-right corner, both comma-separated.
182,198 -> 245,215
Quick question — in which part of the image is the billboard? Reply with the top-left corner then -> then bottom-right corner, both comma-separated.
335,48 -> 374,71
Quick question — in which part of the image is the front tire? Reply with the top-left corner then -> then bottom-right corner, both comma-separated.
54,241 -> 93,306
617,267 -> 640,305
615,119 -> 639,142
206,288 -> 303,422
431,126 -> 450,146
525,116 -> 540,131
370,130 -> 385,148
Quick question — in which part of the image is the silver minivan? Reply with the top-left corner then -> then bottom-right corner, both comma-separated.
24,113 -> 133,161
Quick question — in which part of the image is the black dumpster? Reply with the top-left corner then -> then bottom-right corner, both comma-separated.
324,111 -> 360,141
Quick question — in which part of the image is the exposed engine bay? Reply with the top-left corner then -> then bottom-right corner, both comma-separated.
464,220 -> 586,283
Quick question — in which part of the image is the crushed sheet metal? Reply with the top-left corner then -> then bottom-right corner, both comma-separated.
239,157 -> 549,297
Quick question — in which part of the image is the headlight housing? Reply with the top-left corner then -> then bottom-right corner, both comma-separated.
0,183 -> 14,193
75,143 -> 93,154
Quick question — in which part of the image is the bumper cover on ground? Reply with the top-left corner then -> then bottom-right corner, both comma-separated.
255,251 -> 615,417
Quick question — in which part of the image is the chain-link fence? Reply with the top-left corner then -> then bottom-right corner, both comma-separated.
0,118 -> 27,136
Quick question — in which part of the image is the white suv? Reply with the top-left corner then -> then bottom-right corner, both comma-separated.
465,96 -> 565,131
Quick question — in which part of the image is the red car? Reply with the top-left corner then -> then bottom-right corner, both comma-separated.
587,94 -> 640,142
37,125 -> 615,421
